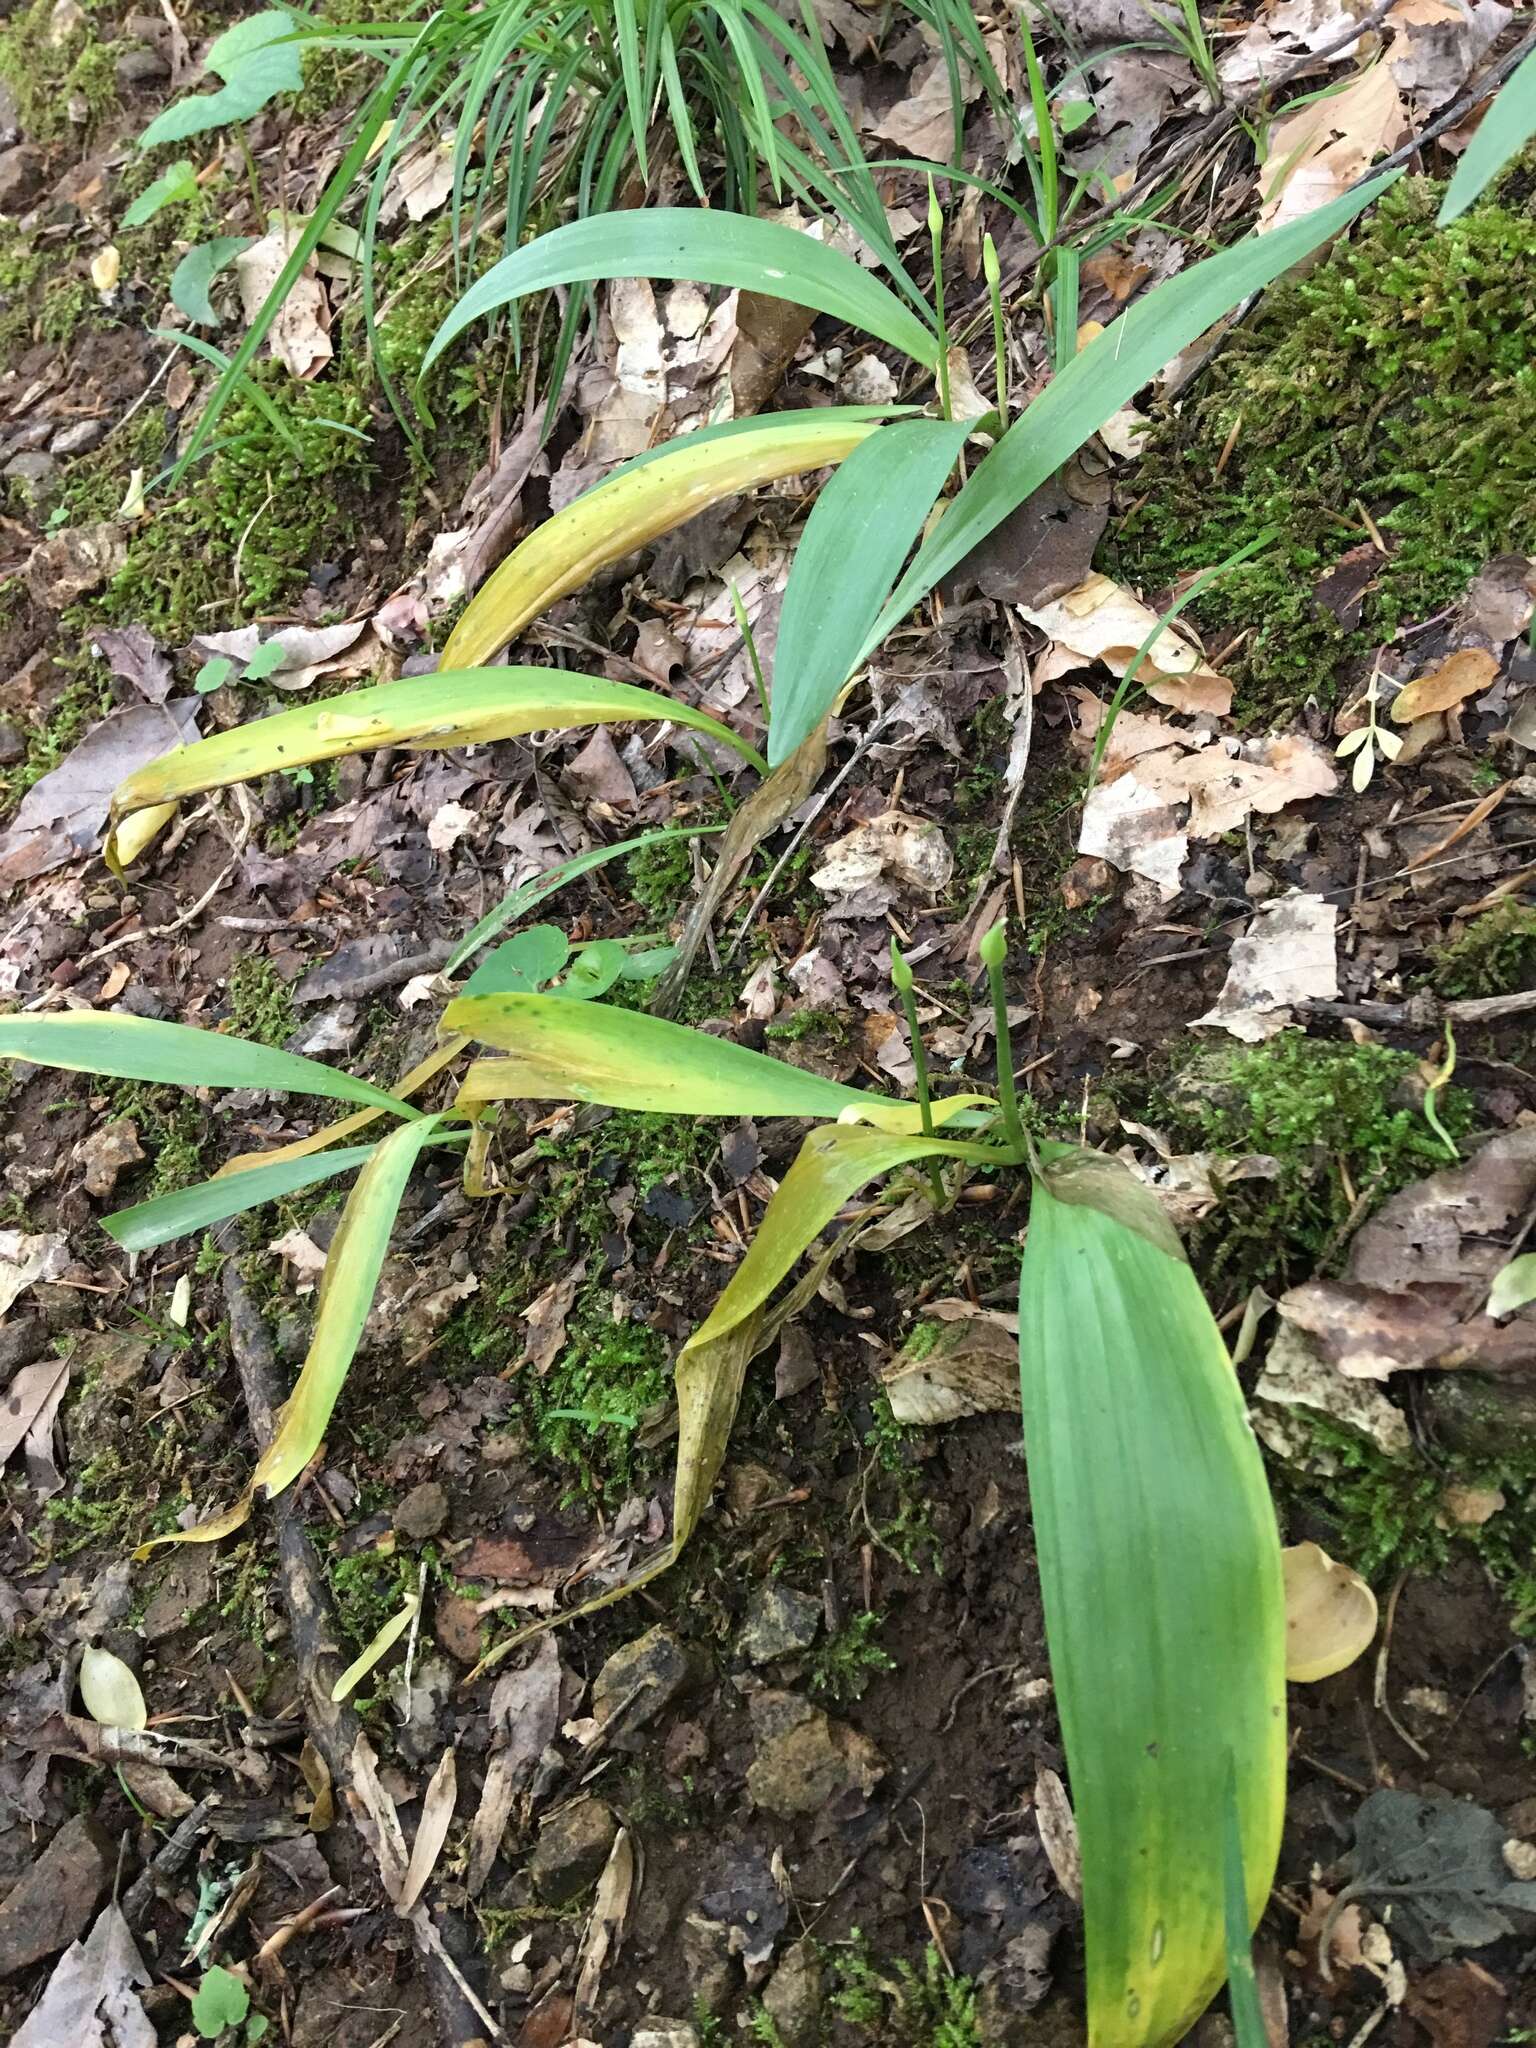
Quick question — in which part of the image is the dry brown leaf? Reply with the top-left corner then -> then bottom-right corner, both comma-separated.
811,811 -> 953,900
1283,1540 -> 1379,1681
522,1261 -> 586,1376
235,226 -> 333,380
1022,572 -> 1233,715
1253,1315 -> 1415,1466
13,1903 -> 154,2048
1196,892 -> 1338,1042
1034,1767 -> 1082,1903
398,1747 -> 456,1915
1258,64 -> 1408,234
466,1635 -> 563,1896
1,1356 -> 70,1468
347,1731 -> 411,1902
882,1314 -> 1017,1424
574,1826 -> 635,2015
1392,647 -> 1501,722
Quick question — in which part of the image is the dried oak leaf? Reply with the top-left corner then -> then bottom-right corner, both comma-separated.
1343,1791 -> 1536,1961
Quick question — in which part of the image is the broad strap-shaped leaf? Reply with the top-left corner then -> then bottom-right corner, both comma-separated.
1017,1157 -> 1286,2048
107,669 -> 762,865
769,415 -> 974,766
686,1122 -> 1000,1352
440,412 -> 893,671
104,1142 -> 383,1253
422,208 -> 942,377
138,1114 -> 456,1558
859,174 -> 1397,667
0,1012 -> 418,1119
445,992 -> 991,1130
1438,48 -> 1536,224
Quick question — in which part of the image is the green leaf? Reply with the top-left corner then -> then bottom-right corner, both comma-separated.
553,939 -> 627,1001
423,207 -> 942,379
103,1143 -> 382,1253
0,1013 -> 420,1119
1437,49 -> 1536,224
444,825 -> 725,976
446,992 -> 992,1131
861,174 -> 1396,664
1488,1250 -> 1536,1318
140,11 -> 303,148
1222,1764 -> 1269,2048
331,1588 -> 420,1702
121,159 -> 199,229
769,415 -> 973,766
1017,1160 -> 1286,2048
243,639 -> 288,681
170,237 -> 256,326
191,1964 -> 251,2039
107,669 -> 764,867
194,654 -> 236,693
463,925 -> 570,997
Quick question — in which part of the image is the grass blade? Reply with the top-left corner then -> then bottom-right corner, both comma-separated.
106,670 -> 763,865
439,410 -> 896,669
613,0 -> 650,180
103,1142 -> 383,1252
861,173 -> 1396,666
769,416 -> 972,765
1017,1155 -> 1286,2048
422,207 -> 942,378
331,1588 -> 421,1702
0,1013 -> 420,1118
1437,46 -> 1536,223
1222,1763 -> 1270,2048
445,992 -> 991,1129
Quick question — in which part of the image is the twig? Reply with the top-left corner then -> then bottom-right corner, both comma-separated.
221,1264 -> 495,2048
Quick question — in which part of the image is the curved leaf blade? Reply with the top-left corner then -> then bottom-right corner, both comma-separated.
107,669 -> 762,865
104,1142 -> 382,1253
769,415 -> 972,766
445,992 -> 991,1130
423,207 -> 941,377
440,413 -> 892,671
1437,48 -> 1536,224
1017,1163 -> 1286,2048
861,174 -> 1397,665
0,1013 -> 418,1119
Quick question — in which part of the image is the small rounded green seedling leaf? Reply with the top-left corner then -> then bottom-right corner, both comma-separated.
463,925 -> 570,998
191,1964 -> 251,2039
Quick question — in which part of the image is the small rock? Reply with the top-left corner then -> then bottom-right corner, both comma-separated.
975,1925 -> 1055,2044
680,1911 -> 738,2015
48,418 -> 106,458
3,451 -> 55,492
114,45 -> 168,86
0,1315 -> 46,1378
48,0 -> 85,42
75,1117 -> 145,1198
745,1691 -> 885,1819
0,142 -> 44,214
1244,870 -> 1278,901
25,521 -> 128,610
0,1814 -> 113,1977
526,1797 -> 617,1905
591,1623 -> 692,1737
763,1940 -> 823,2048
1059,854 -> 1113,910
739,1584 -> 822,1665
0,721 -> 24,767
392,1478 -> 448,1541
630,2026 -> 698,2048
432,1591 -> 482,1665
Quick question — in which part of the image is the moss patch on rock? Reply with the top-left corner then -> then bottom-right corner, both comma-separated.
1111,172 -> 1536,721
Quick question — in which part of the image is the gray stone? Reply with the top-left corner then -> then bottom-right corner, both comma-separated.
0,720 -> 24,767
763,1940 -> 824,2048
0,1315 -> 46,1377
25,521 -> 127,610
392,1479 -> 448,1541
679,1910 -> 737,2015
630,2027 -> 699,2048
0,1814 -> 112,1977
745,1690 -> 885,1819
739,1583 -> 821,1665
3,452 -> 54,492
591,1623 -> 692,1738
975,1925 -> 1056,2044
114,45 -> 168,87
0,143 -> 43,214
49,418 -> 106,458
526,1798 -> 617,1905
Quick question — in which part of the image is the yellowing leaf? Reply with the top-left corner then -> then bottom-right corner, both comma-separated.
1283,1541 -> 1379,1681
331,1591 -> 421,1702
79,1644 -> 148,1731
108,671 -> 762,865
1391,647 -> 1500,722
441,412 -> 891,670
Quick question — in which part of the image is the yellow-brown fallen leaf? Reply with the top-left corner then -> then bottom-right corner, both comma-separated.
1391,646 -> 1500,722
1283,1540 -> 1378,1681
1020,572 -> 1233,716
1258,65 -> 1407,235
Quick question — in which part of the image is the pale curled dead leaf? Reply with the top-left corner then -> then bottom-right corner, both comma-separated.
13,1903 -> 155,2048
235,226 -> 333,379
1283,1541 -> 1378,1681
1391,647 -> 1501,723
1258,64 -> 1407,234
882,1314 -> 1017,1425
574,1825 -> 635,2014
1023,573 -> 1232,715
398,1747 -> 456,1915
79,1644 -> 148,1731
1034,1766 -> 1082,1903
1,1355 -> 70,1467
811,811 -> 953,900
1195,893 -> 1339,1042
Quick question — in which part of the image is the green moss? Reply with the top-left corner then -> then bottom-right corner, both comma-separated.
1430,899 -> 1536,997
0,666 -> 116,819
808,1608 -> 895,1703
326,1547 -> 415,1648
1113,174 -> 1536,720
829,1937 -> 981,2048
627,834 -> 694,915
0,0 -> 122,143
106,1080 -> 209,1198
1161,1035 -> 1476,1292
530,1301 -> 670,1498
224,955 -> 296,1049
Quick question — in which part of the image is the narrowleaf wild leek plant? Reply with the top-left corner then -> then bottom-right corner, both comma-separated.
0,928 -> 1286,2046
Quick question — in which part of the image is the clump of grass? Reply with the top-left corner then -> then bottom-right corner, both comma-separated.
1114,174 -> 1536,720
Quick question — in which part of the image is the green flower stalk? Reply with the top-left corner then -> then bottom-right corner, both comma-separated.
979,920 -> 1028,1156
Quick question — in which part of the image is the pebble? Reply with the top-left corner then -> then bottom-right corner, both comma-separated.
630,2026 -> 699,2048
745,1691 -> 885,1819
49,418 -> 106,457
738,1584 -> 822,1665
0,1815 -> 112,1977
114,46 -> 169,86
0,720 -> 25,767
591,1623 -> 692,1737
526,1798 -> 618,1905
0,143 -> 44,215
392,1479 -> 448,1541
762,1940 -> 824,2048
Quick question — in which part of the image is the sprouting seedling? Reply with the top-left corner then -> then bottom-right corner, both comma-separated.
1422,1021 -> 1460,1161
1335,659 -> 1403,792
983,231 -> 1008,425
927,177 -> 953,424
979,919 -> 1029,1156
890,938 -> 943,1205
728,580 -> 771,729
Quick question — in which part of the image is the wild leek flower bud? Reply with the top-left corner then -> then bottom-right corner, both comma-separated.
889,939 -> 914,996
978,920 -> 1008,970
